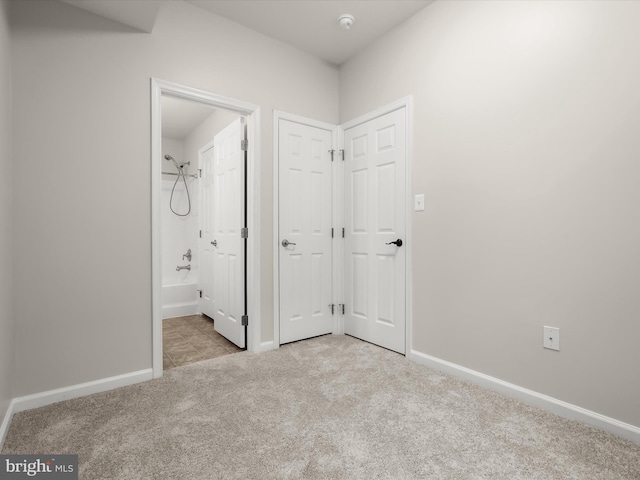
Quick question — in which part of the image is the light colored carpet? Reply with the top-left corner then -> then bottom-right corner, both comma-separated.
3,335 -> 639,479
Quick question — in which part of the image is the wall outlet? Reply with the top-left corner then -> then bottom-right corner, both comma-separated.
543,326 -> 560,351
414,194 -> 425,211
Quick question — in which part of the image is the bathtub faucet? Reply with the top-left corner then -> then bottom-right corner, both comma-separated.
176,265 -> 191,271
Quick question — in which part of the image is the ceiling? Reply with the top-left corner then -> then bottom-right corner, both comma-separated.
59,0 -> 165,33
161,96 -> 217,140
60,0 -> 433,65
186,1 -> 433,65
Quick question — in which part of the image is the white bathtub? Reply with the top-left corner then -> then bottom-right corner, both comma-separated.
162,282 -> 199,319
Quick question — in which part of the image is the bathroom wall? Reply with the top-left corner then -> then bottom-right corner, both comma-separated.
160,137 -> 184,175
161,136 -> 198,287
340,0 -> 640,427
182,108 -> 243,174
10,0 -> 339,396
0,0 -> 13,428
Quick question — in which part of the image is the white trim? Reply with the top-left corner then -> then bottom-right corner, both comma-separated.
404,99 -> 414,356
272,110 -> 339,348
0,368 -> 154,451
11,369 -> 154,413
340,97 -> 412,131
151,78 -> 261,379
272,111 -> 280,350
0,400 -> 16,451
340,97 -> 413,355
332,125 -> 344,336
258,341 -> 275,353
408,349 -> 640,444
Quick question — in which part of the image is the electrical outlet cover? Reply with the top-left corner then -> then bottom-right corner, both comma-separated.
543,326 -> 560,351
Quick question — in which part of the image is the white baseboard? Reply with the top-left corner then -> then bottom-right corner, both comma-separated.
408,349 -> 640,444
162,304 -> 198,319
257,340 -> 275,353
0,369 -> 153,451
0,399 -> 16,452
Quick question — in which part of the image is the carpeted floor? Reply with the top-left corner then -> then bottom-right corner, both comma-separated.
3,335 -> 639,479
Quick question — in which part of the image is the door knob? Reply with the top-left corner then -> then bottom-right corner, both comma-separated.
386,239 -> 403,247
281,239 -> 297,248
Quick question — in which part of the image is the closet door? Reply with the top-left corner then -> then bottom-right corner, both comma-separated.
278,119 -> 333,344
343,107 -> 407,354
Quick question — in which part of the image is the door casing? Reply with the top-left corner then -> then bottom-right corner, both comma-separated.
151,78 -> 262,379
273,97 -> 413,352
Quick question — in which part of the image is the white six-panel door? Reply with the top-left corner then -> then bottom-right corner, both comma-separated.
200,117 -> 246,348
343,108 -> 407,354
278,119 -> 334,344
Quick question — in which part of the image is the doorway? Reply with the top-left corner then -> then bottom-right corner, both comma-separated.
274,99 -> 412,354
151,78 -> 261,379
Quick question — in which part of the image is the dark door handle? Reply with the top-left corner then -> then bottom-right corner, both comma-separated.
386,239 -> 403,247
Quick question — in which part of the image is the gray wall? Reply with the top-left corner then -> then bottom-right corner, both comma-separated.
10,0 -> 338,396
7,0 -> 639,432
340,0 -> 640,427
0,0 -> 13,423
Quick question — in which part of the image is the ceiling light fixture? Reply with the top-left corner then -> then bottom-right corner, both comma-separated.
338,14 -> 355,30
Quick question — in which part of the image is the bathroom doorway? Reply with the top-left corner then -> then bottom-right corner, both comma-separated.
151,79 -> 261,378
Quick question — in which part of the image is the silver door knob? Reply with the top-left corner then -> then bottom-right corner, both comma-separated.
281,239 -> 297,247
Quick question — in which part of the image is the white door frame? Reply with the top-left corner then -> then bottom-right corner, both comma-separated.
273,97 -> 413,352
273,111 -> 340,348
151,78 -> 261,378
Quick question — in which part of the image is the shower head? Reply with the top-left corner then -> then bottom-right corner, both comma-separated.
164,154 -> 181,170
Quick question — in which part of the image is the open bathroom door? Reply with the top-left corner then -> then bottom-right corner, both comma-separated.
198,140 -> 216,321
202,117 -> 246,348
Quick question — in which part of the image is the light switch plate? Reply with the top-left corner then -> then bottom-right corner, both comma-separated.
414,194 -> 425,211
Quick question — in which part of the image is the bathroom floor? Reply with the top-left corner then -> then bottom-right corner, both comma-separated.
162,314 -> 244,370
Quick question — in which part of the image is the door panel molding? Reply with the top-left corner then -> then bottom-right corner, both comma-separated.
273,111 -> 340,348
208,118 -> 246,348
343,107 -> 407,353
340,97 -> 413,354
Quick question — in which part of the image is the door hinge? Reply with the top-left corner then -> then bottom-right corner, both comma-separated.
241,139 -> 248,151
241,227 -> 248,238
339,303 -> 345,315
241,315 -> 248,326
329,304 -> 335,315
342,227 -> 345,238
197,289 -> 202,298
199,230 -> 202,238
339,149 -> 345,161
329,149 -> 335,162
331,228 -> 334,238
198,169 -> 202,178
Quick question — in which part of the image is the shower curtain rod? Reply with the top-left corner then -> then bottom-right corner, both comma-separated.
162,171 -> 198,179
